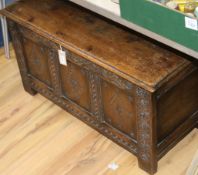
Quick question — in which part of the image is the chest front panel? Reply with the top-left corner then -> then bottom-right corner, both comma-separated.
14,23 -> 138,146
101,80 -> 136,139
60,62 -> 91,111
23,37 -> 53,87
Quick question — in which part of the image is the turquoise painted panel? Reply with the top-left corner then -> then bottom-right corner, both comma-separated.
120,0 -> 198,52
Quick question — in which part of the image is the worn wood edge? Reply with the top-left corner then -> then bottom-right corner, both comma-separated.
152,60 -> 192,91
156,63 -> 197,99
1,8 -> 190,93
0,9 -> 154,92
157,111 -> 198,160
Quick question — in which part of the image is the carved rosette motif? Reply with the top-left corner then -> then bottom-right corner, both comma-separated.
135,87 -> 152,162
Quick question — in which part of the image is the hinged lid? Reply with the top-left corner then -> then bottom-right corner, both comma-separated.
1,0 -> 193,92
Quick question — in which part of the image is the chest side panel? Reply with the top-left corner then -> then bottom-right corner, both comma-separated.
157,69 -> 198,149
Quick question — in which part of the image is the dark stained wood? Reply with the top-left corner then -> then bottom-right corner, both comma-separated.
23,37 -> 52,87
8,20 -> 37,96
1,0 -> 198,174
60,62 -> 91,111
157,70 -> 198,142
135,87 -> 157,174
1,0 -> 190,92
101,80 -> 136,139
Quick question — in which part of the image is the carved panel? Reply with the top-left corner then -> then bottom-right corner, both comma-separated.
30,80 -> 137,155
59,61 -> 91,111
101,80 -> 136,139
22,37 -> 52,87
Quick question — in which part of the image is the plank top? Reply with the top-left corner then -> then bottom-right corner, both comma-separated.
1,0 -> 193,91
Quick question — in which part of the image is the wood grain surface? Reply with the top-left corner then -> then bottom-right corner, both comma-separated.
0,0 -> 191,91
0,46 -> 197,175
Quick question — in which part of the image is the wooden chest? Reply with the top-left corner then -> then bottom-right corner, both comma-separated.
1,0 -> 198,174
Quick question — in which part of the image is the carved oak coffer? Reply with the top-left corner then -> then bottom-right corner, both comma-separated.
1,0 -> 198,174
